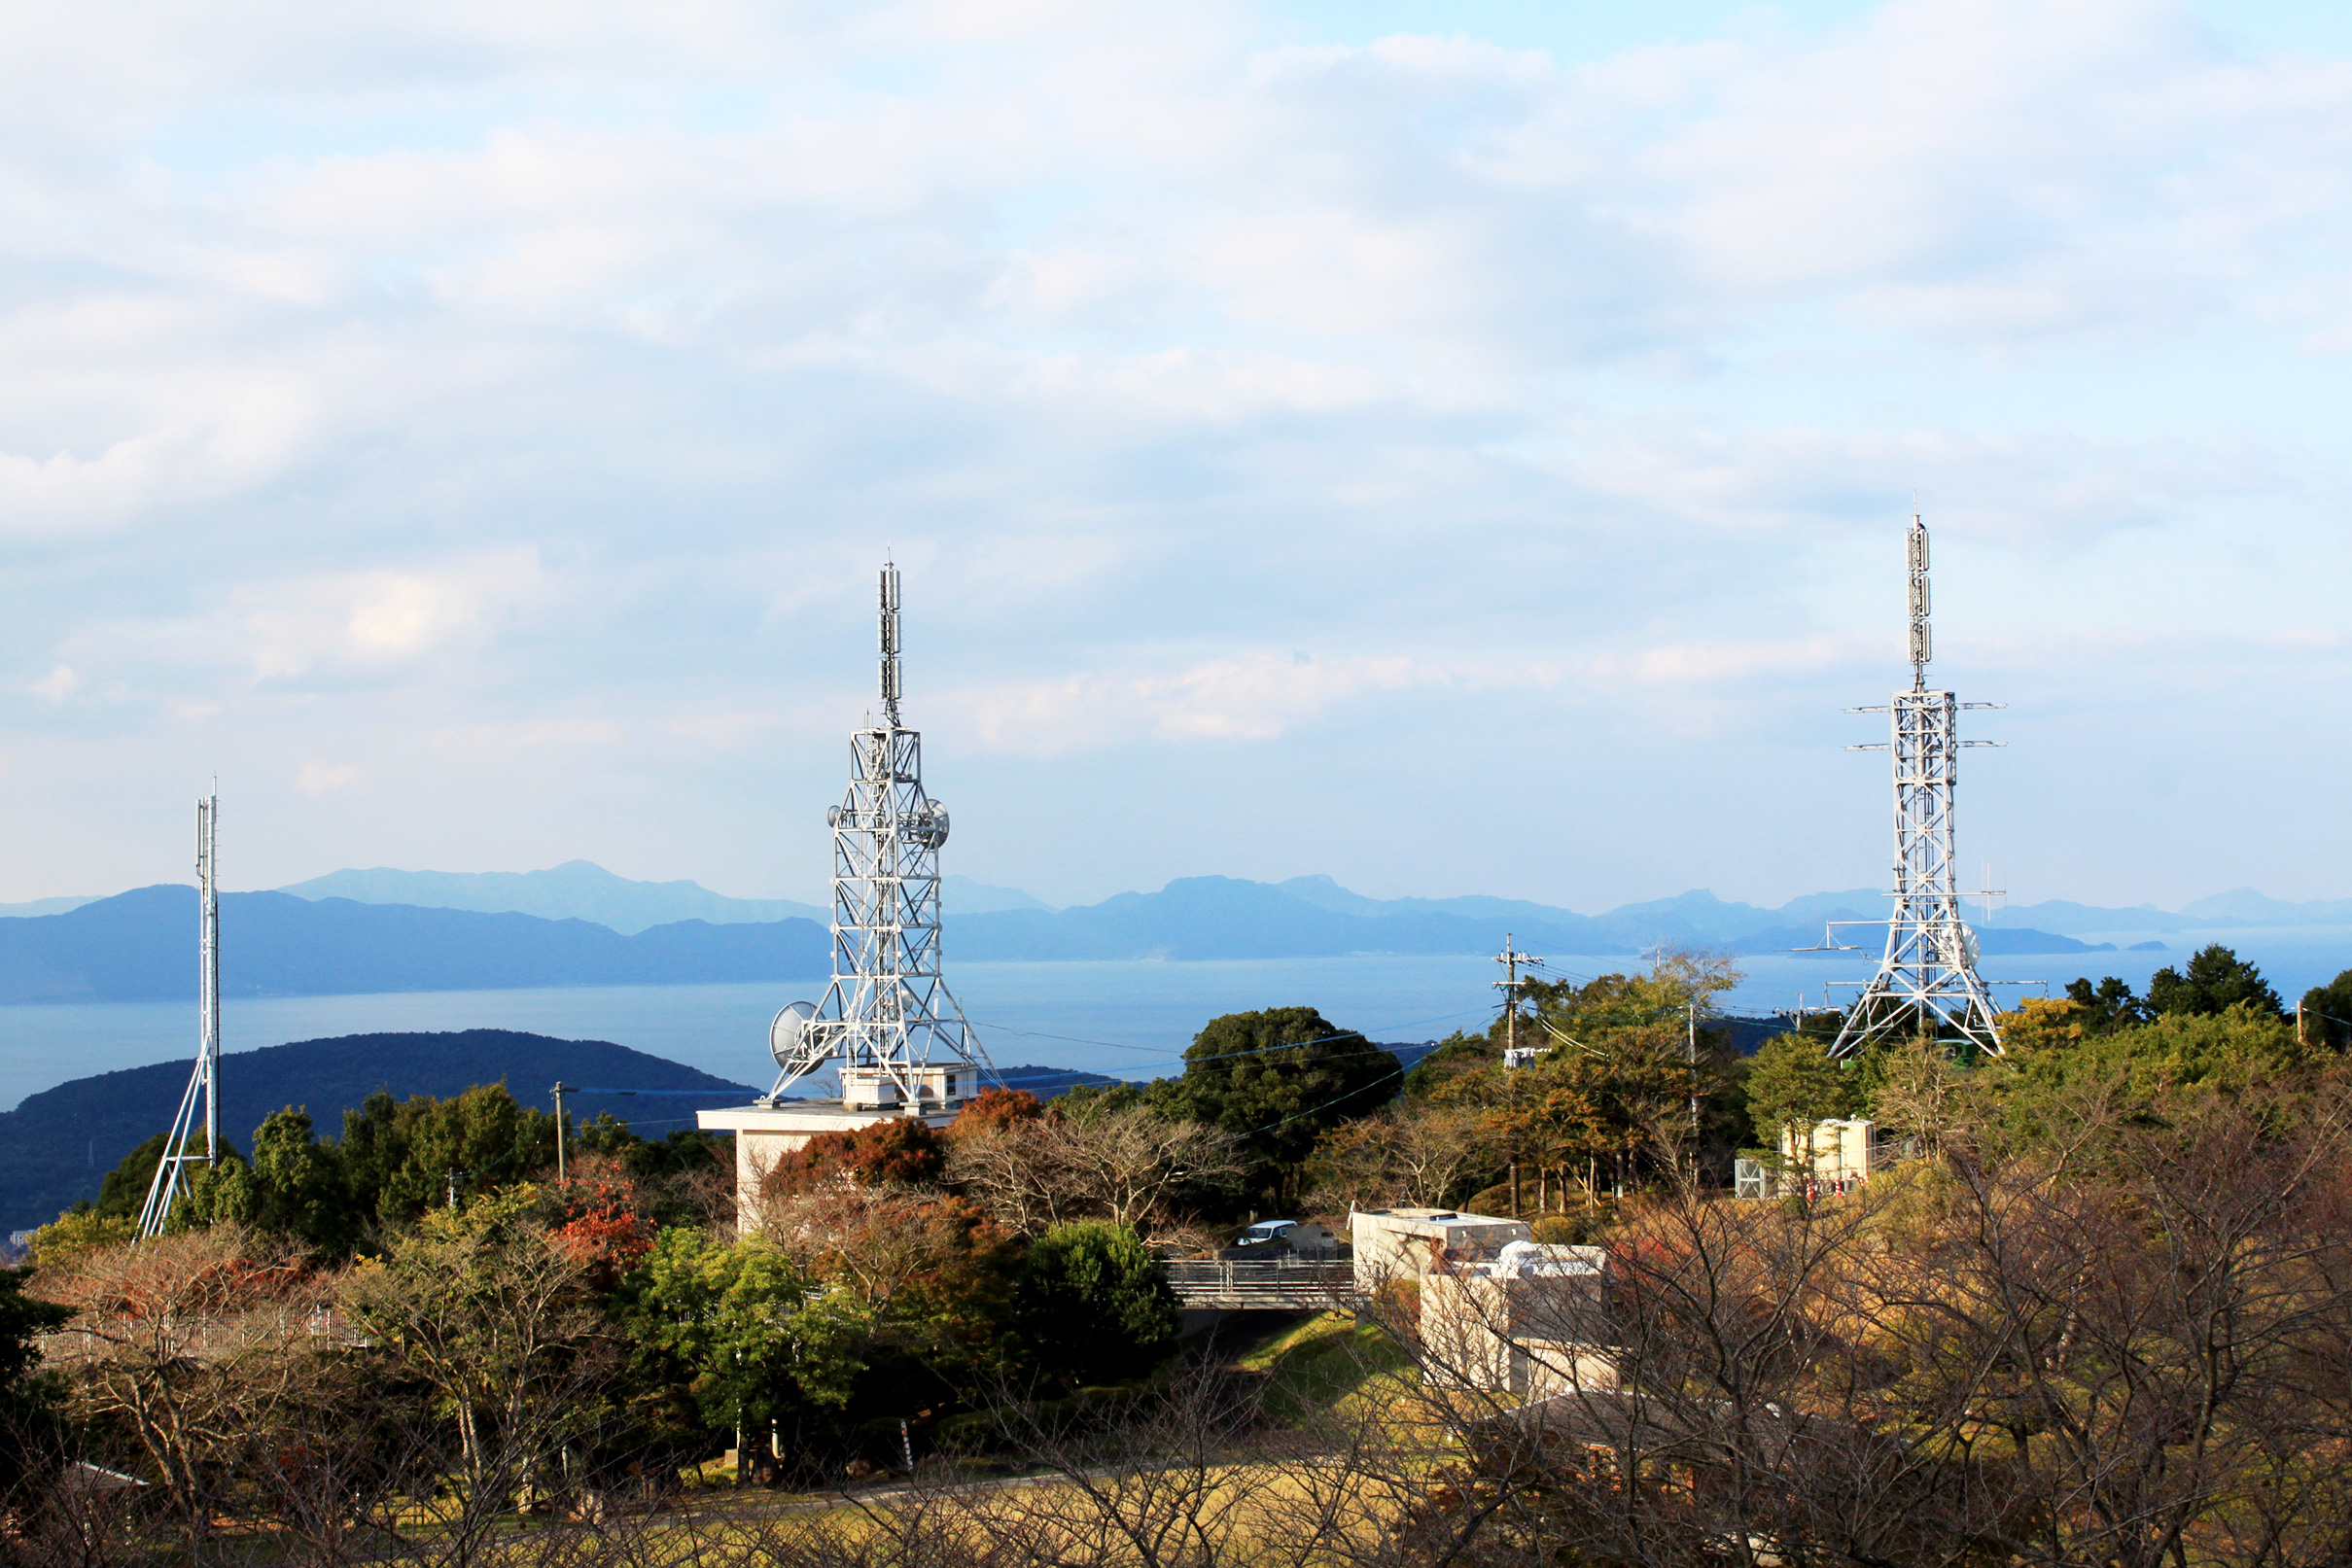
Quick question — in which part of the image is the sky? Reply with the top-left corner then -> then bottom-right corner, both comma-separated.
3,0 -> 2349,914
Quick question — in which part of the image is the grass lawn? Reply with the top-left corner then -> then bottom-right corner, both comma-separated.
1238,1309 -> 1413,1426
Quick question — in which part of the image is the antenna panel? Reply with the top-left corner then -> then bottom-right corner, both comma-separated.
1909,623 -> 1931,666
1908,528 -> 1928,570
770,1000 -> 819,1066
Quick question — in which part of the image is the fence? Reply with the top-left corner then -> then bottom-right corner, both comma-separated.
1160,1258 -> 1357,1309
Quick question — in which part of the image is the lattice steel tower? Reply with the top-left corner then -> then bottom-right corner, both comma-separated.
1829,516 -> 2005,1060
763,561 -> 994,1109
138,792 -> 221,1237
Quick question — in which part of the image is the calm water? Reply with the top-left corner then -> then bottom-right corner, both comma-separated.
4,930 -> 2348,1117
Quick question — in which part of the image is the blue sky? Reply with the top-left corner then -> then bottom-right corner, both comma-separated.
2,0 -> 2348,913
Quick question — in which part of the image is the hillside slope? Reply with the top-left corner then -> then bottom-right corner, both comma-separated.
0,1028 -> 757,1235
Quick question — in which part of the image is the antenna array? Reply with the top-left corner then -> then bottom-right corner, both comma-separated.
765,561 -> 994,1107
138,792 -> 221,1237
1828,516 -> 2007,1059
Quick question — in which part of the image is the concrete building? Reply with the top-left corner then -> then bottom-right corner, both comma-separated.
1351,1207 -> 1532,1292
1422,1240 -> 1616,1397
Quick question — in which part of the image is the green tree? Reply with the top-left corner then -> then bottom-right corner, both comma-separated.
340,1187 -> 603,1488
88,1132 -> 244,1222
0,1266 -> 70,1487
2063,976 -> 2152,1030
1742,1031 -> 1857,1176
2147,944 -> 2283,1020
336,1083 -> 557,1223
1013,1221 -> 1178,1387
1171,1007 -> 1400,1208
179,1108 -> 357,1253
617,1227 -> 872,1446
2299,967 -> 2352,1050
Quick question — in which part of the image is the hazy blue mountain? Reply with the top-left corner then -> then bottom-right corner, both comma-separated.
0,895 -> 97,919
277,859 -> 828,933
950,877 -> 2107,961
0,887 -> 827,1003
2177,889 -> 2352,924
0,1028 -> 755,1234
952,876 -> 1629,961
276,859 -> 1057,930
942,876 -> 1054,914
1273,875 -> 1588,927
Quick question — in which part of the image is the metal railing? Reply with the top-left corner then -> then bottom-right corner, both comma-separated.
1161,1258 -> 1356,1304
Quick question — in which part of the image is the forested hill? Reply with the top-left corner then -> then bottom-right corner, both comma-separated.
0,885 -> 829,1002
0,1028 -> 757,1235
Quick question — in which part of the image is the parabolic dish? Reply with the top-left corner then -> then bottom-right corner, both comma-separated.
770,1000 -> 820,1067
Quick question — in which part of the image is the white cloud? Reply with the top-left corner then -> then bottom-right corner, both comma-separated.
962,651 -> 1556,754
28,664 -> 77,702
431,717 -> 625,749
0,0 -> 2349,912
295,760 -> 359,796
239,549 -> 547,680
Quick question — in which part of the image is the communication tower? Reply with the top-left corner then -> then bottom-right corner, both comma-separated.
1827,516 -> 2006,1059
138,792 -> 221,1237
763,561 -> 994,1110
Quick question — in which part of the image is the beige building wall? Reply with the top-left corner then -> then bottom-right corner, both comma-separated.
1421,1247 -> 1616,1396
1781,1117 -> 1884,1185
1350,1208 -> 1533,1292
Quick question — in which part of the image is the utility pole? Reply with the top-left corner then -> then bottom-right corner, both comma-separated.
1687,997 -> 1701,1133
552,1083 -> 574,1181
1494,933 -> 1543,1063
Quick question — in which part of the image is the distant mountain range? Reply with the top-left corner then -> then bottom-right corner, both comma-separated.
0,1028 -> 756,1235
0,886 -> 828,1002
5,864 -> 2346,1008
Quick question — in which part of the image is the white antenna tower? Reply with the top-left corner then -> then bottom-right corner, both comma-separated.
138,791 -> 221,1237
764,560 -> 995,1109
1826,515 -> 2007,1060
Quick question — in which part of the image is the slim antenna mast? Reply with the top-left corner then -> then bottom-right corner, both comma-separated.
1826,515 -> 2007,1060
879,556 -> 902,726
138,791 -> 221,1237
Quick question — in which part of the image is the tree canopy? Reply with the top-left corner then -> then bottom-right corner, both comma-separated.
1170,1006 -> 1399,1204
2146,943 -> 2284,1019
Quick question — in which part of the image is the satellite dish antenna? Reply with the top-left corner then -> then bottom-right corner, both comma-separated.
770,1000 -> 819,1067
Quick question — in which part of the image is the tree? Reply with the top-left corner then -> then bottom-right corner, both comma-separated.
339,1187 -> 606,1490
1399,1030 -> 1496,1099
1742,1031 -> 1856,1178
765,1116 -> 945,1201
0,1266 -> 69,1488
1309,1104 -> 1487,1212
1013,1222 -> 1178,1387
2300,966 -> 2352,1050
617,1227 -> 872,1448
36,1227 -> 340,1544
179,1107 -> 358,1254
336,1083 -> 558,1225
945,1101 -> 1246,1235
2147,943 -> 2283,1019
2065,975 -> 2153,1030
1171,1007 -> 1400,1208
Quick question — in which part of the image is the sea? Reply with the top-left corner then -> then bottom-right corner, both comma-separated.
4,928 -> 2349,1122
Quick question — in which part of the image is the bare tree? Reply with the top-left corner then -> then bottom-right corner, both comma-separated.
34,1227 -> 345,1550
946,1105 -> 1244,1236
1309,1107 -> 1488,1214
